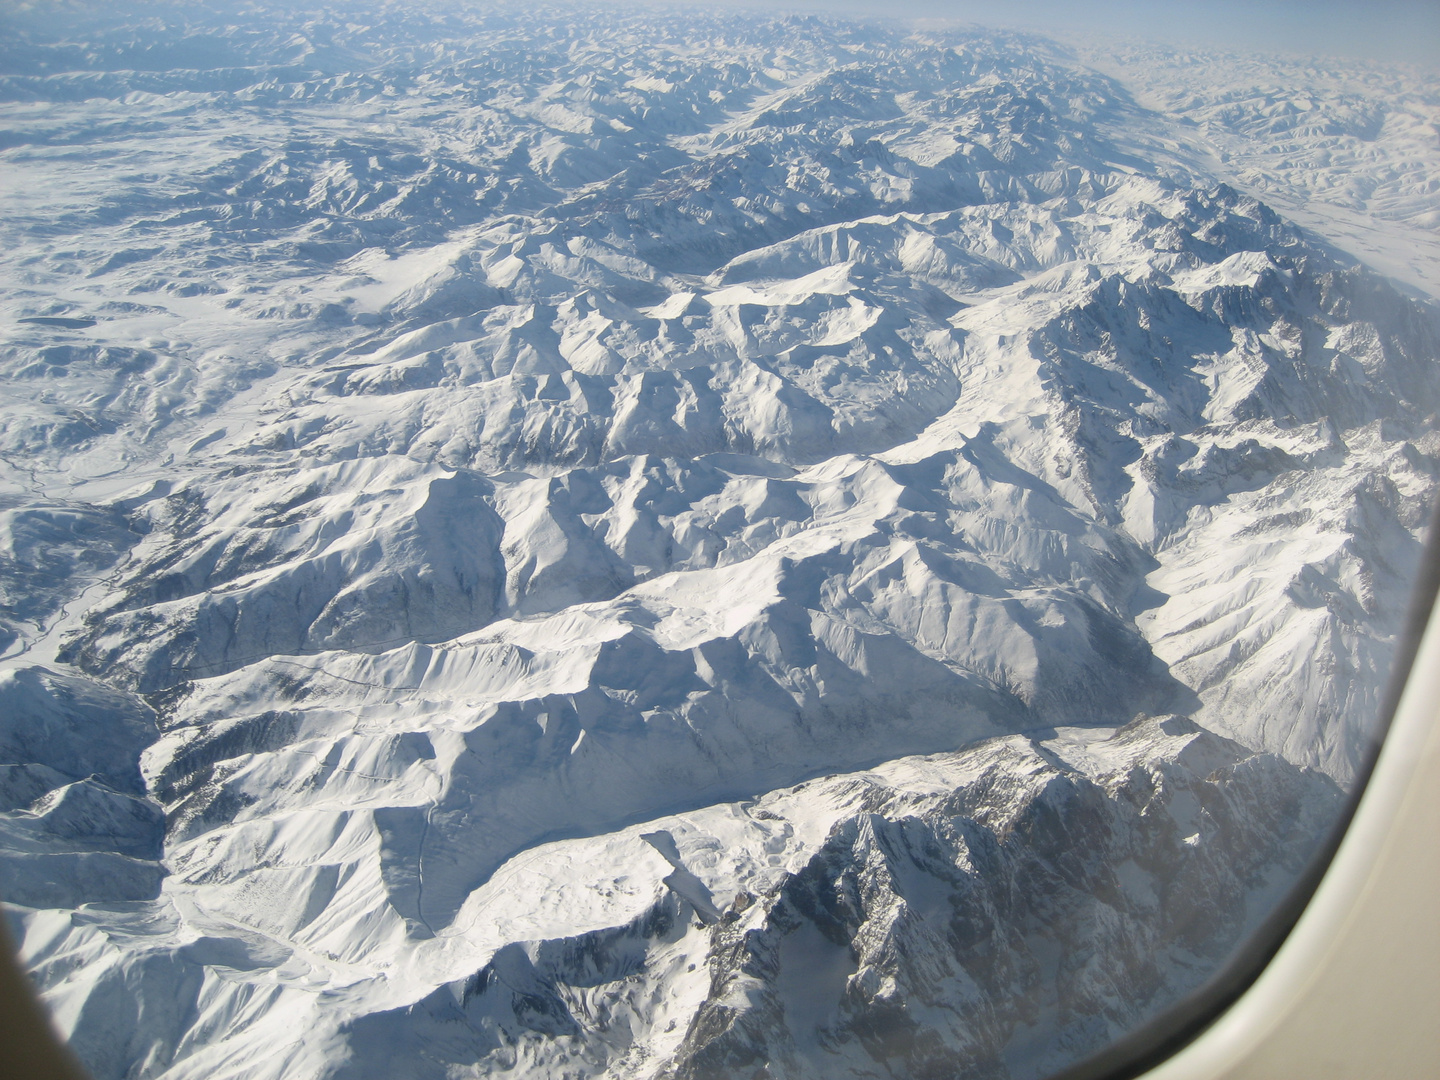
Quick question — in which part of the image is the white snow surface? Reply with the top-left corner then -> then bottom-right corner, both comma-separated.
0,5 -> 1435,1079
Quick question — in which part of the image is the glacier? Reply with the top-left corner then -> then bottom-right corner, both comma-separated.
0,4 -> 1437,1079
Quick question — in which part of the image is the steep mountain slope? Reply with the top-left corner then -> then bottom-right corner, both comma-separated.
0,5 -> 1435,1080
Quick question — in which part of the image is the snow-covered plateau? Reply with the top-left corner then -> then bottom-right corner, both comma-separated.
0,4 -> 1436,1078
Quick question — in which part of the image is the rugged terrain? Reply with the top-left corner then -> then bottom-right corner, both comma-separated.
0,5 -> 1436,1079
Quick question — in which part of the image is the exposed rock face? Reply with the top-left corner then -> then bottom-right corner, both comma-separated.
326,718 -> 1340,1080
0,5 -> 1434,1080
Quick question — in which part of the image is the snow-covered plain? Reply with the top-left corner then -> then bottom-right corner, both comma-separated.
0,4 -> 1436,1078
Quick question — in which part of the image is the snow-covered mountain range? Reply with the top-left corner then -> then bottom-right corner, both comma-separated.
1,5 -> 1436,1078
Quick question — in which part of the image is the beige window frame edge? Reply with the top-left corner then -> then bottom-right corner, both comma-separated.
1136,590 -> 1440,1080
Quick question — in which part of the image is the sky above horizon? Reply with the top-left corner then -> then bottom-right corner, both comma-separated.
5,0 -> 1439,68
704,0 -> 1440,68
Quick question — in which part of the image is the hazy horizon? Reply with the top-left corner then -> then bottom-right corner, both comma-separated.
3,0 -> 1439,68
696,0 -> 1440,68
